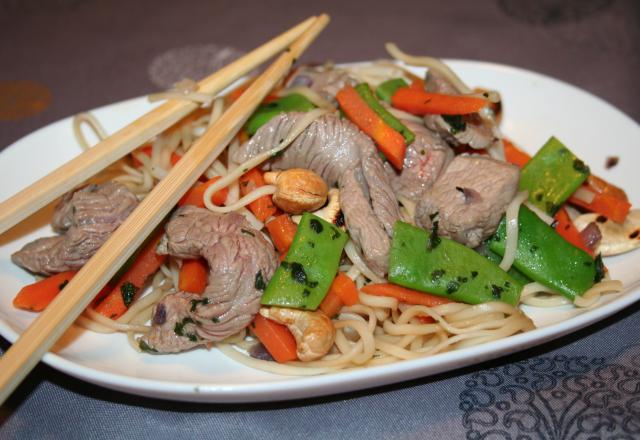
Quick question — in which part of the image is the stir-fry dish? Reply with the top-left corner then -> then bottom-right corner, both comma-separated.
10,44 -> 637,374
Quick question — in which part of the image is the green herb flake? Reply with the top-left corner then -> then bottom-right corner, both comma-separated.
426,221 -> 441,251
241,228 -> 255,237
594,254 -> 605,283
139,340 -> 157,353
254,271 -> 266,291
190,298 -> 209,312
120,282 -> 139,307
309,219 -> 324,233
290,262 -> 307,284
446,281 -> 460,294
491,284 -> 504,299
442,115 -> 466,134
573,159 -> 590,174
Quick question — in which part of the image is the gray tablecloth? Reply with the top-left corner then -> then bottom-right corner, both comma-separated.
1,1 -> 638,438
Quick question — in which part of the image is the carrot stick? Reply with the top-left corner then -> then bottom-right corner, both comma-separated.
265,214 -> 298,253
331,273 -> 358,306
585,175 -> 628,201
391,87 -> 487,115
251,314 -> 298,363
410,78 -> 425,90
239,168 -> 277,222
360,283 -> 452,307
94,232 -> 166,319
178,258 -> 208,294
503,139 -> 531,168
178,176 -> 228,208
553,207 -> 593,256
13,271 -> 77,312
336,85 -> 406,170
319,273 -> 359,318
569,190 -> 631,224
319,288 -> 343,318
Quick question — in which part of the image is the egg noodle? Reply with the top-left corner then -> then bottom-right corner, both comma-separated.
64,53 -> 622,373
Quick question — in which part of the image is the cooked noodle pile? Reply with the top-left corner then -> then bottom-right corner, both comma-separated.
66,57 -> 623,374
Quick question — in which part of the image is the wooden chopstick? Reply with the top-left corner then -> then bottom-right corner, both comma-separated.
0,15 -> 317,236
0,14 -> 330,404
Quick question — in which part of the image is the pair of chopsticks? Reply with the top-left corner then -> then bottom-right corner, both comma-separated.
0,14 -> 330,404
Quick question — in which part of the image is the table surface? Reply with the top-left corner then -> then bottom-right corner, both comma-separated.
1,1 -> 639,438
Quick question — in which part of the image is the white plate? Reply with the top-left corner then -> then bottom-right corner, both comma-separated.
0,61 -> 638,403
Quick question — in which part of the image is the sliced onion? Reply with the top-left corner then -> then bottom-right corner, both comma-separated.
499,191 -> 529,271
572,187 -> 596,204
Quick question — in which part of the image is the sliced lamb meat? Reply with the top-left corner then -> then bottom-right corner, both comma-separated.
233,112 -> 400,276
286,65 -> 356,104
12,182 -> 138,275
422,70 -> 498,150
415,155 -> 520,248
144,206 -> 278,353
387,120 -> 454,202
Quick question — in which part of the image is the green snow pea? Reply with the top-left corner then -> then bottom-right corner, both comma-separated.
245,93 -> 316,135
519,136 -> 589,215
389,221 -> 522,306
261,213 -> 348,310
488,206 -> 600,300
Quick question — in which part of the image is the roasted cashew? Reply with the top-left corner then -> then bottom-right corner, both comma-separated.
259,307 -> 335,361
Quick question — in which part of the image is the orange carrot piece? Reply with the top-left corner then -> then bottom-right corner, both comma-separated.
131,145 -> 153,167
178,176 -> 228,208
13,271 -> 77,312
569,190 -> 631,224
319,273 -> 358,318
336,85 -> 407,170
586,175 -> 628,201
553,207 -> 593,256
410,78 -> 425,90
331,273 -> 358,306
169,152 -> 182,166
132,145 -> 182,169
391,87 -> 487,115
94,232 -> 167,319
178,258 -> 208,294
319,288 -> 344,318
224,79 -> 254,105
416,315 -> 436,324
361,283 -> 452,307
503,139 -> 531,168
239,168 -> 277,222
265,214 -> 298,254
252,314 -> 298,363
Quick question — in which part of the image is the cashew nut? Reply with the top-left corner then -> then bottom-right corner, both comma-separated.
263,168 -> 328,214
573,210 -> 640,256
259,307 -> 335,361
292,188 -> 341,226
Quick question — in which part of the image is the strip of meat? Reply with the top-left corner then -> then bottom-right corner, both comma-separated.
12,182 -> 138,275
415,155 -> 520,248
286,65 -> 356,104
233,112 -> 400,276
144,206 -> 278,353
386,120 -> 454,202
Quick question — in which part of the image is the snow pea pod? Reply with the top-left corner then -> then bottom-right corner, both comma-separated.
355,82 -> 415,145
245,93 -> 316,135
519,136 -> 589,215
376,78 -> 409,103
261,213 -> 348,310
389,221 -> 522,306
488,206 -> 598,300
